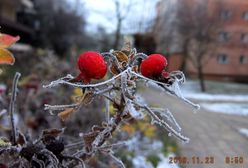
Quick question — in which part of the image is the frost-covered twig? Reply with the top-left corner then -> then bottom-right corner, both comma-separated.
152,108 -> 182,131
102,52 -> 122,71
44,103 -> 79,112
135,102 -> 189,142
131,70 -> 200,110
8,72 -> 21,145
145,105 -> 189,142
107,152 -> 125,168
128,52 -> 148,66
43,69 -> 128,89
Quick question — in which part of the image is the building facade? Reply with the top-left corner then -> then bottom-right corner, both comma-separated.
155,0 -> 248,82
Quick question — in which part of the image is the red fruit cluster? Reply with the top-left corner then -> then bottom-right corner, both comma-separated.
140,54 -> 168,78
77,51 -> 107,83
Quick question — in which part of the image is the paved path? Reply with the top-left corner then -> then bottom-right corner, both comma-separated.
141,89 -> 248,168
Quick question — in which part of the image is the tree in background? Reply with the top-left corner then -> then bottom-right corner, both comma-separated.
177,0 -> 221,92
155,0 -> 221,92
112,0 -> 132,49
33,0 -> 86,57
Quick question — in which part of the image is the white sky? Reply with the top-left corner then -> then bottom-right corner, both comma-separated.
68,0 -> 159,33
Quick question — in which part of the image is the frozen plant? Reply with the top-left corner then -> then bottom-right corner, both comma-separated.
43,41 -> 200,167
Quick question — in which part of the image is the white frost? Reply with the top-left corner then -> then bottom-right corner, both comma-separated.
201,103 -> 248,116
238,128 -> 248,138
184,93 -> 248,102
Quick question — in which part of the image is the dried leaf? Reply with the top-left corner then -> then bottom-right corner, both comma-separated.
113,51 -> 128,62
42,128 -> 65,138
82,131 -> 99,147
58,108 -> 75,121
0,49 -> 15,65
92,125 -> 104,132
81,92 -> 94,105
0,33 -> 20,48
17,132 -> 27,146
110,51 -> 129,75
110,64 -> 120,75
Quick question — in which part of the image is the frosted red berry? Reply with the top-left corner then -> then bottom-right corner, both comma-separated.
140,54 -> 167,78
77,51 -> 107,83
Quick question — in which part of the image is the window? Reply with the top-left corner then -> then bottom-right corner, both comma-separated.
242,11 -> 248,20
239,55 -> 246,64
217,54 -> 228,64
218,32 -> 229,42
240,33 -> 248,43
220,10 -> 231,20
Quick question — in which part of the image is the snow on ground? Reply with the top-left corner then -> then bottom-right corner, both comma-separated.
180,80 -> 248,115
201,103 -> 248,116
238,128 -> 248,138
183,93 -> 248,102
181,80 -> 248,102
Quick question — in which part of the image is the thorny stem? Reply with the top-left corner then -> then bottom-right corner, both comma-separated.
9,72 -> 21,145
141,104 -> 189,142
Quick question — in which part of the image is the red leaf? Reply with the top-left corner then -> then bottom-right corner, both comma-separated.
0,33 -> 20,49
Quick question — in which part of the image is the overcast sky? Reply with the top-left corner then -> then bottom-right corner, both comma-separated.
68,0 -> 159,33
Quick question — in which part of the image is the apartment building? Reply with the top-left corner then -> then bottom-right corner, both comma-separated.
155,0 -> 248,81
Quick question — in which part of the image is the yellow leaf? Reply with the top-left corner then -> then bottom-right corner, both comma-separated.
58,108 -> 75,121
73,88 -> 83,96
0,33 -> 20,49
0,49 -> 15,65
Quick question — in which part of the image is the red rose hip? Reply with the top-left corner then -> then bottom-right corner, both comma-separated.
76,51 -> 107,83
140,54 -> 167,78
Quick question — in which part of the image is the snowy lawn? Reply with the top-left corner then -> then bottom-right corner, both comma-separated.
201,103 -> 248,116
181,80 -> 248,116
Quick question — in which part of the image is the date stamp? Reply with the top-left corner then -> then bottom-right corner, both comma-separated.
168,156 -> 245,165
169,156 -> 215,164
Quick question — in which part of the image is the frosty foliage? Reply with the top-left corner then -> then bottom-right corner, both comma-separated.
43,46 -> 199,167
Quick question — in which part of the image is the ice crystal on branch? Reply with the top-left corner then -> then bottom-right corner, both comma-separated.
43,41 -> 200,167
